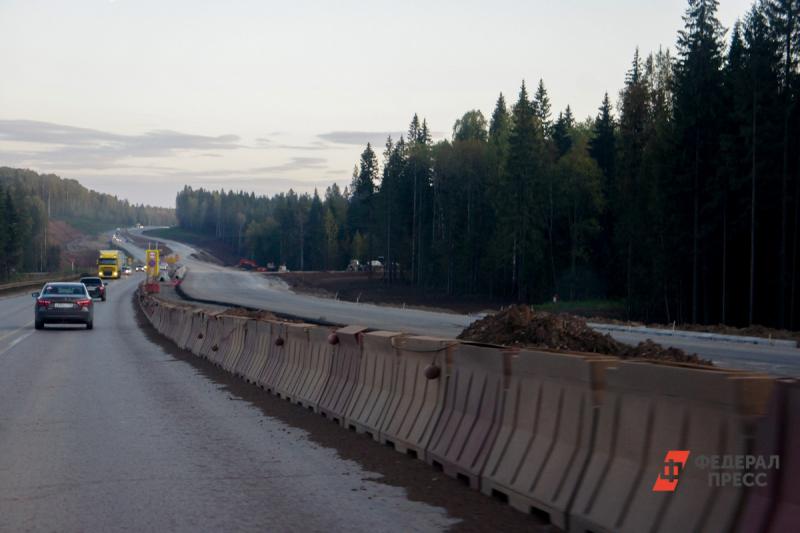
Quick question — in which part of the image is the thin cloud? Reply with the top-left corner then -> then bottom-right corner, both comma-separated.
252,157 -> 327,173
254,137 -> 344,151
318,131 -> 404,146
162,158 -> 329,180
0,119 -> 243,168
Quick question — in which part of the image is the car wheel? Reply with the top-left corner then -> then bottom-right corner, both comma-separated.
86,321 -> 93,330
34,320 -> 44,330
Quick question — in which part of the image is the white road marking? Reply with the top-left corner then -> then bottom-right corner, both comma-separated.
0,329 -> 34,357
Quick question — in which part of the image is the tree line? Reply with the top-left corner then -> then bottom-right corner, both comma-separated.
176,0 -> 800,329
0,167 -> 176,280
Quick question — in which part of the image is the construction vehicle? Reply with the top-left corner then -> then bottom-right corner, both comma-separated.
237,258 -> 258,270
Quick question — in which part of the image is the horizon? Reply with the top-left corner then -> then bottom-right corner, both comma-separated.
1,0 -> 751,208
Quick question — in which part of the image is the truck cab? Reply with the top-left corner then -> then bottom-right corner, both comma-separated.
97,250 -> 122,279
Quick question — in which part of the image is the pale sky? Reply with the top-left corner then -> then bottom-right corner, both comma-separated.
0,0 -> 752,207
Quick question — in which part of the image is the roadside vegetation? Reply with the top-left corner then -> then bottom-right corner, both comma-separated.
174,1 -> 800,331
0,167 -> 175,281
143,227 -> 239,265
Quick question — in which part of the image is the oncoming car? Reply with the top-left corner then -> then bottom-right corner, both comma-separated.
32,282 -> 95,330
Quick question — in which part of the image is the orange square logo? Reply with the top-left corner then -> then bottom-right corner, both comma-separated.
653,450 -> 690,492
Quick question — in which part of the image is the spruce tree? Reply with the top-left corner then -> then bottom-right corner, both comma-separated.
552,106 -> 575,157
533,79 -> 552,138
673,0 -> 726,323
766,0 -> 800,326
503,81 -> 545,299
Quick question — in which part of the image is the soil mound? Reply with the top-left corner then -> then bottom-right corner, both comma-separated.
458,305 -> 712,366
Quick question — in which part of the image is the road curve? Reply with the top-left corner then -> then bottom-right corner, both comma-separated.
119,232 -> 478,338
0,276 -> 535,532
119,230 -> 800,377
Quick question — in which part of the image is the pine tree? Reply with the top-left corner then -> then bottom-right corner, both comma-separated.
617,49 -> 652,317
588,92 -> 617,302
305,190 -> 326,270
552,106 -> 575,157
533,79 -> 552,138
766,0 -> 800,326
673,0 -> 726,323
348,143 -> 379,258
502,81 -> 545,299
2,190 -> 21,279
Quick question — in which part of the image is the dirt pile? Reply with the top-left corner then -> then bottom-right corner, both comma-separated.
458,305 -> 712,366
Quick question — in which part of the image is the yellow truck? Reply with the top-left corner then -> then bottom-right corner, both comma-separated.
97,249 -> 122,279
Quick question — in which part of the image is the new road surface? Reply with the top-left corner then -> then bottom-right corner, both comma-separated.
0,275 -> 535,531
120,229 -> 800,377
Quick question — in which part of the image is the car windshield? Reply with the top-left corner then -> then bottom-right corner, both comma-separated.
43,285 -> 87,296
81,279 -> 101,285
98,258 -> 117,265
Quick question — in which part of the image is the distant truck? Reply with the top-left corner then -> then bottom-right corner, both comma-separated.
97,250 -> 122,279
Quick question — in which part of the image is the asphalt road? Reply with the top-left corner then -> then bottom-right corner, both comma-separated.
0,276 -> 537,532
118,233 -> 478,338
118,230 -> 800,377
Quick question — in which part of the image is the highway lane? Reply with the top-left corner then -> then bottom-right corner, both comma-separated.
118,233 -> 478,338
605,331 -> 800,377
0,275 -> 534,532
119,230 -> 800,377
0,291 -> 36,358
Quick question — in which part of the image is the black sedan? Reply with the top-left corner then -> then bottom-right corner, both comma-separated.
33,283 -> 95,330
80,276 -> 107,301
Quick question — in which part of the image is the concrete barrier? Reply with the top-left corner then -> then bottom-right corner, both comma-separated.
343,331 -> 403,438
290,326 -> 335,411
768,379 -> 800,532
149,302 -> 165,332
157,304 -> 173,335
318,325 -> 368,424
136,289 -> 792,529
244,320 -> 275,386
217,315 -> 249,372
175,308 -> 200,350
378,336 -> 453,460
187,311 -> 212,356
270,323 -> 314,401
233,318 -> 260,379
257,321 -> 288,393
164,306 -> 183,340
737,379 -> 800,532
425,343 -> 508,489
569,362 -> 773,533
481,349 -> 614,529
198,315 -> 224,360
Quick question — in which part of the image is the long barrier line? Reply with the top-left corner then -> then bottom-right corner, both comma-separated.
137,287 -> 797,533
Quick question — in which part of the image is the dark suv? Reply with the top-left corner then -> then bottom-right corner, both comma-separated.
80,277 -> 107,301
